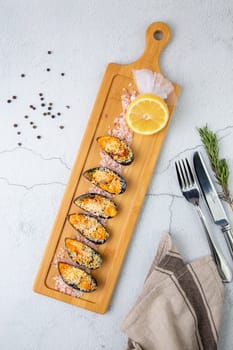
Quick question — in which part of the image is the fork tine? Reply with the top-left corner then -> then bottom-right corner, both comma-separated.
185,158 -> 194,184
178,160 -> 187,188
175,160 -> 186,188
182,159 -> 190,187
175,161 -> 183,189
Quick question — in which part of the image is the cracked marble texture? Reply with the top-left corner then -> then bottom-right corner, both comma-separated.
1,1 -> 233,349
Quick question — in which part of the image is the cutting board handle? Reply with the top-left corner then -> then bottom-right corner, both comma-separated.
139,22 -> 171,71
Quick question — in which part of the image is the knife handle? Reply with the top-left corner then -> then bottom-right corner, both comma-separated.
222,224 -> 233,260
195,205 -> 232,283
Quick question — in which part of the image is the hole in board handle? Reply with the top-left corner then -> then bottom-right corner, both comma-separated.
153,30 -> 163,41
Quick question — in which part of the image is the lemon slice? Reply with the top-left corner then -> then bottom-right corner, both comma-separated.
125,93 -> 169,135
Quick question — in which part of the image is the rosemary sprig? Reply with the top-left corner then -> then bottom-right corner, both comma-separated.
198,125 -> 233,210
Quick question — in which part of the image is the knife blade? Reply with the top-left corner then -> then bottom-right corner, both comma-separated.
193,151 -> 233,260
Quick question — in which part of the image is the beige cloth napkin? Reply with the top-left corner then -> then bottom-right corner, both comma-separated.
121,233 -> 224,350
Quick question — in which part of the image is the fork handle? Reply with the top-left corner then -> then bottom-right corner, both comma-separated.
195,204 -> 232,283
222,224 -> 233,260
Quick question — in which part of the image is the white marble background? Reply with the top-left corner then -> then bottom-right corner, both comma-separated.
1,0 -> 233,349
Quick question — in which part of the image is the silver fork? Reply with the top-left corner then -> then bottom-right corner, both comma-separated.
175,158 -> 232,283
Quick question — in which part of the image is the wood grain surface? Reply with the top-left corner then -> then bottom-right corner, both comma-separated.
33,22 -> 181,314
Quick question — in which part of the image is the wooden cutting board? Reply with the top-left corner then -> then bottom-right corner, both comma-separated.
33,22 -> 181,314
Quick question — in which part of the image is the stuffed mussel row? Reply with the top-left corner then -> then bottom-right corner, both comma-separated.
58,236 -> 102,293
59,136 -> 134,293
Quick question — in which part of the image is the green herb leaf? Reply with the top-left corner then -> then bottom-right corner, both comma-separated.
198,125 -> 233,210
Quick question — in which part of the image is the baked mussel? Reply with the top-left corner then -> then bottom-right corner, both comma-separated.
83,167 -> 126,195
74,193 -> 118,219
58,262 -> 97,292
97,135 -> 134,165
68,213 -> 109,244
65,238 -> 102,269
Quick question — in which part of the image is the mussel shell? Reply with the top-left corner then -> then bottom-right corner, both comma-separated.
97,135 -> 134,165
83,167 -> 126,195
65,238 -> 102,269
58,262 -> 97,292
74,193 -> 118,219
68,213 -> 109,244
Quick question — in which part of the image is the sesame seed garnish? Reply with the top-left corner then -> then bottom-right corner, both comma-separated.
13,124 -> 18,127
18,142 -> 22,146
33,125 -> 37,129
7,100 -> 12,103
24,115 -> 29,119
41,103 -> 45,107
48,51 -> 52,54
37,135 -> 42,139
17,131 -> 21,135
66,105 -> 70,109
46,68 -> 51,72
61,73 -> 65,76
21,74 -> 25,78
39,93 -> 43,96
12,96 -> 17,99
59,125 -> 64,129
57,112 -> 61,116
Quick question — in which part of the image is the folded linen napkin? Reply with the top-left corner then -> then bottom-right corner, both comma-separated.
121,233 -> 224,350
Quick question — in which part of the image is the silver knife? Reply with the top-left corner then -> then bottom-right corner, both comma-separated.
193,151 -> 233,260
